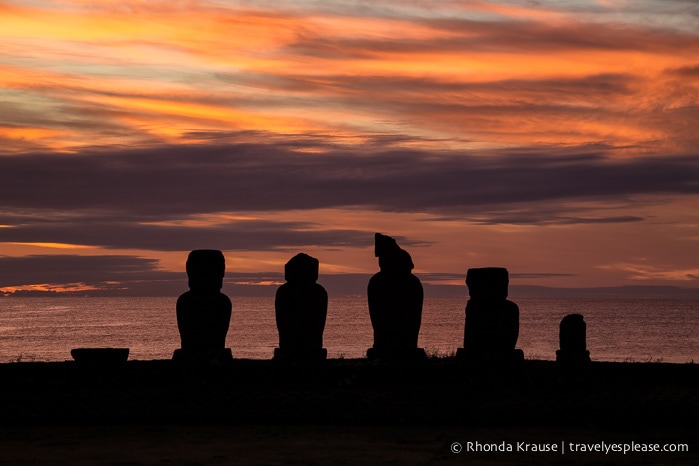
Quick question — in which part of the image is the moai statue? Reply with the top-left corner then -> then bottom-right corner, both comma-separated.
458,267 -> 523,365
367,233 -> 426,361
274,253 -> 328,362
556,314 -> 591,365
174,249 -> 232,364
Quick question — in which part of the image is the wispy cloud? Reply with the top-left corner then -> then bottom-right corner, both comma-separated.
1,0 -> 697,152
0,219 -> 376,252
599,263 -> 699,281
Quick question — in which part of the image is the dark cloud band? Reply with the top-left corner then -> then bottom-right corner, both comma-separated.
1,140 -> 697,218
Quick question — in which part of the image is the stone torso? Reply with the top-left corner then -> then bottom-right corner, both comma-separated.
176,291 -> 232,351
275,282 -> 328,351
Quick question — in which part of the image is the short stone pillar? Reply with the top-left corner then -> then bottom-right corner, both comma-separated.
173,249 -> 233,365
71,348 -> 129,369
457,267 -> 524,365
556,314 -> 591,365
367,233 -> 426,361
274,253 -> 328,362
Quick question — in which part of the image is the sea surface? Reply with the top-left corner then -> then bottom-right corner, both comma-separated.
0,297 -> 697,363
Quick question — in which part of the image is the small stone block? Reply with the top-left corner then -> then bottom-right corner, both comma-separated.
70,348 -> 129,367
366,347 -> 427,362
272,347 -> 328,363
172,348 -> 233,366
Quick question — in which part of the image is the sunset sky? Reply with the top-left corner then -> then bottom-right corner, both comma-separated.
1,0 -> 698,297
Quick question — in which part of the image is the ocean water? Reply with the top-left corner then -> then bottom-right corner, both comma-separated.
0,297 -> 697,363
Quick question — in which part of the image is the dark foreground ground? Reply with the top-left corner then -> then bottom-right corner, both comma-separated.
0,358 -> 696,465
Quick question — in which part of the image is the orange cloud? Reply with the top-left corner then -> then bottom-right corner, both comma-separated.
0,283 -> 100,295
1,1 -> 696,153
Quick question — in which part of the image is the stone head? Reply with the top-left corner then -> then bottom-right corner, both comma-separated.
375,232 -> 414,274
186,249 -> 226,292
284,253 -> 319,284
466,267 -> 509,301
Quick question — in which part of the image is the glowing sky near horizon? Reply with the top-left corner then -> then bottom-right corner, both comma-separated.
0,0 -> 698,295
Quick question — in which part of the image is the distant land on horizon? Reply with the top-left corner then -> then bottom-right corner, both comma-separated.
3,280 -> 699,300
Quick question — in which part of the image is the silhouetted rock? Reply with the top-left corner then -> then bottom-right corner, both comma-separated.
556,314 -> 591,365
174,250 -> 232,364
274,253 -> 328,362
458,267 -> 523,365
71,348 -> 129,368
367,233 -> 426,361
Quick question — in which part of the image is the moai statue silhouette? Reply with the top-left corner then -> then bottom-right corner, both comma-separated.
274,253 -> 328,362
367,233 -> 426,361
174,249 -> 232,364
556,313 -> 591,366
458,267 -> 523,365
